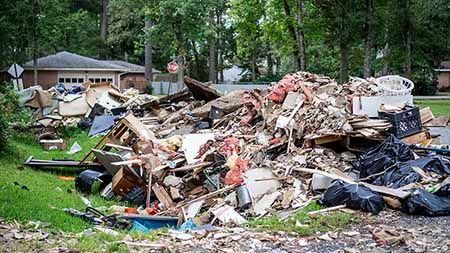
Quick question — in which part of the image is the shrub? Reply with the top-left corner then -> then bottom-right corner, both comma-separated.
0,83 -> 33,152
145,83 -> 154,94
411,70 -> 437,96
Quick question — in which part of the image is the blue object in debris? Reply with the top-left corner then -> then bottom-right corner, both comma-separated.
126,216 -> 178,234
178,218 -> 197,231
130,220 -> 151,234
55,83 -> 66,94
68,84 -> 85,95
88,115 -> 116,137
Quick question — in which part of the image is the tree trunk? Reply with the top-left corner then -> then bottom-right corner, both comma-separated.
144,0 -> 153,88
363,0 -> 373,78
339,3 -> 349,83
251,52 -> 256,83
296,0 -> 306,71
100,0 -> 109,59
208,11 -> 216,83
144,20 -> 153,86
382,24 -> 390,75
282,0 -> 301,70
404,0 -> 412,77
216,10 -> 222,82
191,40 -> 201,79
173,16 -> 185,86
32,0 -> 38,85
267,49 -> 273,76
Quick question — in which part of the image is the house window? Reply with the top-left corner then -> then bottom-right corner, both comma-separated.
65,78 -> 71,83
71,78 -> 77,83
107,78 -> 113,82
58,78 -> 64,83
78,78 -> 84,83
95,78 -> 100,83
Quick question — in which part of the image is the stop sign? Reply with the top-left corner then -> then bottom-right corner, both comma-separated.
167,61 -> 179,73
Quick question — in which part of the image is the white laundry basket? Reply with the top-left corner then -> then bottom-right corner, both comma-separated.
375,75 -> 414,96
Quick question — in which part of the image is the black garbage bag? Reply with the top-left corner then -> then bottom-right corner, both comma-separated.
402,189 -> 450,216
372,163 -> 420,189
408,156 -> 450,175
353,135 -> 414,178
77,117 -> 92,130
319,180 -> 384,214
372,156 -> 450,189
75,170 -> 111,193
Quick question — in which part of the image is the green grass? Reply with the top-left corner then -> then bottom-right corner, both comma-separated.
247,202 -> 353,236
415,99 -> 450,117
0,130 -> 119,233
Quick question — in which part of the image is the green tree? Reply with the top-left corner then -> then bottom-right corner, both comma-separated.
230,0 -> 264,83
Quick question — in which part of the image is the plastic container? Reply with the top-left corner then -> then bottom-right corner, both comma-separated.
375,75 -> 414,96
378,106 -> 422,138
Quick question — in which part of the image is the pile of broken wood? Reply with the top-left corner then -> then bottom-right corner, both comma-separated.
28,72 -> 450,230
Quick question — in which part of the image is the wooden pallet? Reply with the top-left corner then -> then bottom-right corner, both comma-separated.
79,113 -> 156,165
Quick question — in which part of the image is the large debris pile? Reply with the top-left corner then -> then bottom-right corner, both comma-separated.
25,72 -> 450,234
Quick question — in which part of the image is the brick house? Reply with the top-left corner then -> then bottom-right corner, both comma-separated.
436,61 -> 450,90
0,51 -> 160,91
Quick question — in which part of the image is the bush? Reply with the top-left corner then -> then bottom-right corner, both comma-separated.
0,83 -> 33,152
411,70 -> 437,96
145,83 -> 154,94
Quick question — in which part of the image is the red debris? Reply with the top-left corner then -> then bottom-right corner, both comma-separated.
267,74 -> 299,103
195,140 -> 214,159
224,157 -> 248,185
270,138 -> 281,145
219,137 -> 240,157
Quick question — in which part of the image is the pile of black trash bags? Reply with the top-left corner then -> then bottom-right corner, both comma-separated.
319,135 -> 450,216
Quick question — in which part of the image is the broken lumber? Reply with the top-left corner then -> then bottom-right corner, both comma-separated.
184,76 -> 221,102
177,185 -> 236,208
308,204 -> 346,217
169,161 -> 213,172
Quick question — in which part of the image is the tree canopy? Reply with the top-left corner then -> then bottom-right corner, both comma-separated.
0,0 -> 449,93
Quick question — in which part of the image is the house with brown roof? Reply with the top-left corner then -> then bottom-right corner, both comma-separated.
0,51 -> 160,91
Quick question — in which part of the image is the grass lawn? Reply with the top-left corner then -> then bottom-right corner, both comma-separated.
415,99 -> 450,116
0,130 -> 119,233
247,202 -> 352,235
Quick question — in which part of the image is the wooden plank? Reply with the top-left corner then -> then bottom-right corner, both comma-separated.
184,76 -> 221,102
169,161 -> 213,172
105,143 -> 133,151
313,135 -> 344,145
308,204 -> 346,217
419,107 -> 434,124
424,116 -> 450,127
295,168 -> 410,199
401,131 -> 429,145
177,185 -> 236,208
152,183 -> 174,209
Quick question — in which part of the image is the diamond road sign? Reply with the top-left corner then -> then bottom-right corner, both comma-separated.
8,64 -> 24,78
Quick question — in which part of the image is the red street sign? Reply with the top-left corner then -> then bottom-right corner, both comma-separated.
167,61 -> 179,73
